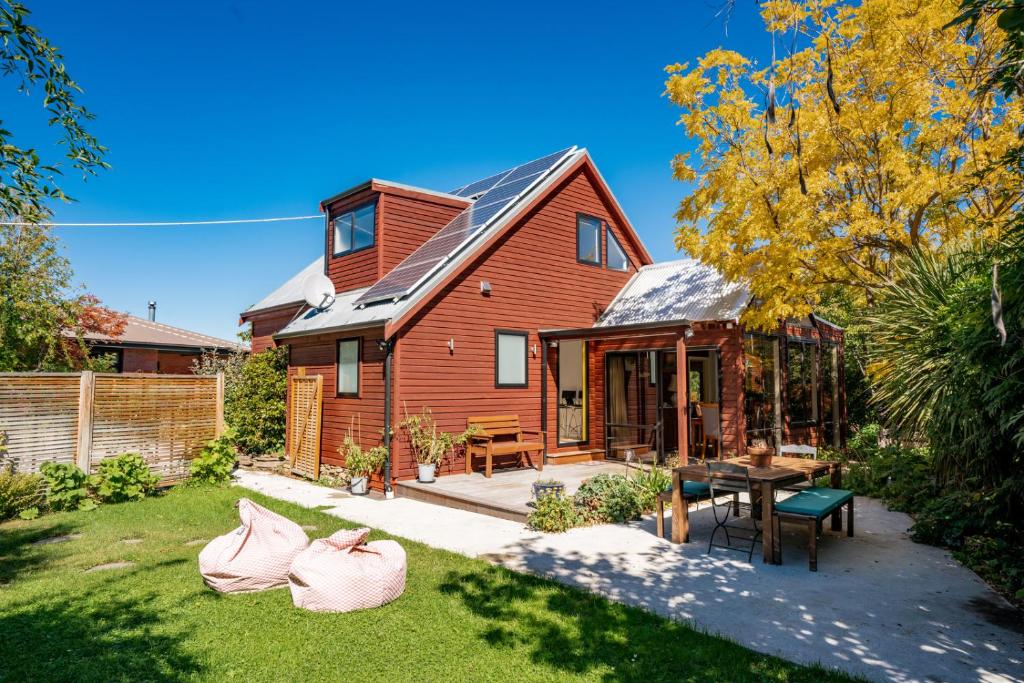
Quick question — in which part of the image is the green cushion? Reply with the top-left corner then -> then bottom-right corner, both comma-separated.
681,480 -> 711,497
774,488 -> 853,518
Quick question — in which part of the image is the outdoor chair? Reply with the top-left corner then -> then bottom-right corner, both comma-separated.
698,403 -> 721,461
654,480 -> 713,541
779,444 -> 820,491
705,462 -> 768,563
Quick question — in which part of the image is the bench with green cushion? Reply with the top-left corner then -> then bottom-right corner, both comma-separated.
655,481 -> 714,541
773,487 -> 854,571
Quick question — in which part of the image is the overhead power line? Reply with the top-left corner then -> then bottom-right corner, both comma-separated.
0,214 -> 322,228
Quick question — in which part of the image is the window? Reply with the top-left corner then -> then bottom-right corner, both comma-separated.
332,202 -> 376,256
337,338 -> 360,396
786,340 -> 818,425
495,330 -> 528,387
744,334 -> 780,447
577,214 -> 602,265
606,228 -> 630,271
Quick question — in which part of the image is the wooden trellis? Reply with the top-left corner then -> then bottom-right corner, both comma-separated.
288,371 -> 323,480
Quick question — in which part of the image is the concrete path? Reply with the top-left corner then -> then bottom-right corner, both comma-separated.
235,470 -> 1023,683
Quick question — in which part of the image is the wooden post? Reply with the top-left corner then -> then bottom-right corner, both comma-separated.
75,371 -> 95,472
676,332 -> 689,462
215,372 -> 225,436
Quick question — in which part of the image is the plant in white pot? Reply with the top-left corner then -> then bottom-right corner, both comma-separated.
400,407 -> 477,483
338,435 -> 387,495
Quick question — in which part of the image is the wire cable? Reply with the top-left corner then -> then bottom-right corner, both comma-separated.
0,215 -> 322,227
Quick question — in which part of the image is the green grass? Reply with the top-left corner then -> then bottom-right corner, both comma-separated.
0,486 -> 853,682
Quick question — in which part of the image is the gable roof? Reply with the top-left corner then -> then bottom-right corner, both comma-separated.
85,315 -> 245,352
263,147 -> 654,340
596,259 -> 751,327
243,257 -> 324,316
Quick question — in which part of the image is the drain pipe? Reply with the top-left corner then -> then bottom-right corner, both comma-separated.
380,337 -> 395,499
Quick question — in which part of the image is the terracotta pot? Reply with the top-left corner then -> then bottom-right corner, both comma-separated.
747,448 -> 774,468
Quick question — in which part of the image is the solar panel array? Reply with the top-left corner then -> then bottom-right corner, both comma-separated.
353,147 -> 576,306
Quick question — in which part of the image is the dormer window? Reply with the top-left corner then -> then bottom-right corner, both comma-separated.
333,202 -> 376,256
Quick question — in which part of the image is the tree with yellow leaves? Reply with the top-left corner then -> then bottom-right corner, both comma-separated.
665,0 -> 1023,329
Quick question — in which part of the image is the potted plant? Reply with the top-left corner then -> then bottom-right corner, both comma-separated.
747,446 -> 774,468
338,436 -> 387,495
400,407 -> 478,483
532,478 -> 566,501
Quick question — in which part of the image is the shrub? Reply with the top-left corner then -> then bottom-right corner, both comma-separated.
40,462 -> 95,512
189,430 -> 238,486
225,347 -> 288,455
631,466 -> 672,512
573,474 -> 644,524
0,465 -> 43,520
528,494 -> 580,533
92,453 -> 159,503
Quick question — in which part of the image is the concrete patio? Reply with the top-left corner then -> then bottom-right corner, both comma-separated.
235,470 -> 1023,683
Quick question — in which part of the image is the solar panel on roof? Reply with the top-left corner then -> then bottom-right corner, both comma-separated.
354,147 -> 576,306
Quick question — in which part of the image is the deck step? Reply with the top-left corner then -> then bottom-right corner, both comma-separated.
394,480 -> 528,523
547,448 -> 605,465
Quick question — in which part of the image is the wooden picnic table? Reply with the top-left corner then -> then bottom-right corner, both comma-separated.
671,455 -> 841,564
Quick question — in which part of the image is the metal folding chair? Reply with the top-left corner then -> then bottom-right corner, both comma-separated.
705,462 -> 766,563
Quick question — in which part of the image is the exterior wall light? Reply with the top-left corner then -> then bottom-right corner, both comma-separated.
480,280 -> 492,295
448,338 -> 455,353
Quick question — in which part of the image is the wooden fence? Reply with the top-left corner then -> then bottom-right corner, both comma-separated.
0,371 -> 224,483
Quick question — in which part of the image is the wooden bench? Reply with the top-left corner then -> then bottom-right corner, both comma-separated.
466,415 -> 545,478
772,488 -> 854,571
655,480 -> 714,541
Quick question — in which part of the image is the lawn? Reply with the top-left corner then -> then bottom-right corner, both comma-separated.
0,486 -> 853,682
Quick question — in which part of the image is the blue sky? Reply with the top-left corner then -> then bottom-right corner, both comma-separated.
14,1 -> 768,341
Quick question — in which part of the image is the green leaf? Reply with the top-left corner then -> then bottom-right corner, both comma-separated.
18,506 -> 39,520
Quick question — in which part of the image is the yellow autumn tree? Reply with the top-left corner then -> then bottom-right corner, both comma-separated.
664,0 -> 1024,329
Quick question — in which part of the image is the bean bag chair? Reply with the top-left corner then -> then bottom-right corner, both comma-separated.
288,527 -> 407,613
198,498 -> 309,593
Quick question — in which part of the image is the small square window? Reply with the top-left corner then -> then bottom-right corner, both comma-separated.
495,330 -> 528,388
606,228 -> 630,271
337,338 -> 360,396
577,214 -> 602,265
333,202 -> 376,256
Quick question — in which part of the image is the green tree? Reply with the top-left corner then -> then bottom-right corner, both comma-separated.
1,1 -> 108,221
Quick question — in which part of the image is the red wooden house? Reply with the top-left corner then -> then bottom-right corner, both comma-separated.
242,147 -> 846,492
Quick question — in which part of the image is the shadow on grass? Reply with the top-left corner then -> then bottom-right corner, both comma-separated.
0,570 -> 202,682
439,563 -> 836,682
0,520 -> 79,585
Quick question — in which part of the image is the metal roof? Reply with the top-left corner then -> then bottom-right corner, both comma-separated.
243,256 -> 323,314
85,315 -> 246,351
274,286 -> 399,339
596,259 -> 750,327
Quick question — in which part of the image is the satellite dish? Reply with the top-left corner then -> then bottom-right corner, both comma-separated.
302,273 -> 336,310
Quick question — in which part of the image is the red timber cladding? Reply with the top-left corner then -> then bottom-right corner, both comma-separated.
391,166 -> 648,480
325,188 -> 381,292
777,320 -> 847,448
286,327 -> 388,489
585,324 -> 745,459
378,192 -> 465,275
246,306 -> 302,353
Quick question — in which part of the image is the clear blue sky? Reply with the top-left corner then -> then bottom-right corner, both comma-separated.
14,1 -> 768,342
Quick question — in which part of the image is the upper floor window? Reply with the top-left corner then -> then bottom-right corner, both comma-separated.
606,228 -> 630,271
577,214 -> 602,265
333,202 -> 376,256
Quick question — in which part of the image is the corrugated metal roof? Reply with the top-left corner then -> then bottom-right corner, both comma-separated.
244,257 -> 323,314
85,315 -> 246,351
274,287 -> 398,338
596,259 -> 750,327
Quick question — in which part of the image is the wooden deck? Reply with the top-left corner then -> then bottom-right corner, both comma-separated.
395,460 -> 637,523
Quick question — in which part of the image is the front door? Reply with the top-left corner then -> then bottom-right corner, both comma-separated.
557,339 -> 587,445
686,349 -> 721,460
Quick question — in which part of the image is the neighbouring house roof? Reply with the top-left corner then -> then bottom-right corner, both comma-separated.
243,256 -> 324,315
595,259 -> 751,328
84,315 -> 246,352
260,147 -> 654,340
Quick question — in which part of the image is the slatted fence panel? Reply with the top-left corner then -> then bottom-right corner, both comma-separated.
288,374 -> 323,480
0,373 -> 81,471
90,374 -> 219,483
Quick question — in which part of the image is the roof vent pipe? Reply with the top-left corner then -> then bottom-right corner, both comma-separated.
148,301 -> 156,322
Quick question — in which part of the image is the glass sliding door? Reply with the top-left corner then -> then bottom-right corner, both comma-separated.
821,343 -> 839,447
744,334 -> 781,449
557,339 -> 587,445
605,351 -> 660,463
